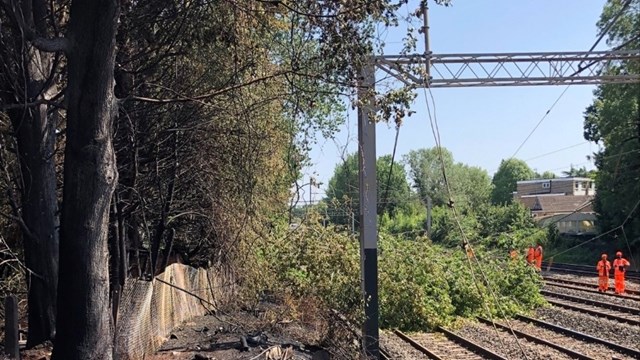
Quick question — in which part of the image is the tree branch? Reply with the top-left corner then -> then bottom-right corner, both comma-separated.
128,70 -> 291,104
0,98 -> 65,111
29,34 -> 69,52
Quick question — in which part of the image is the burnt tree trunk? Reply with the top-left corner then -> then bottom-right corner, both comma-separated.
1,0 -> 60,347
9,101 -> 59,348
51,0 -> 120,358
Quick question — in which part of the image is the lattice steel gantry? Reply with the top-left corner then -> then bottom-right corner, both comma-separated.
377,50 -> 640,87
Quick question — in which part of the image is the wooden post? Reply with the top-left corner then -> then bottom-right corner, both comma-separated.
5,295 -> 20,359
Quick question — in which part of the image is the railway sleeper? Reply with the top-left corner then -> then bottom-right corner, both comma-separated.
545,298 -> 640,327
516,314 -> 640,359
477,317 -> 593,360
541,290 -> 640,316
543,276 -> 640,296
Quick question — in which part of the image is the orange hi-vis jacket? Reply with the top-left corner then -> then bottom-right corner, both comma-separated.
534,245 -> 543,268
597,259 -> 611,277
526,247 -> 535,264
613,257 -> 631,293
613,258 -> 630,275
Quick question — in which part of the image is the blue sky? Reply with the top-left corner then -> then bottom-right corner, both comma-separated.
299,0 -> 607,203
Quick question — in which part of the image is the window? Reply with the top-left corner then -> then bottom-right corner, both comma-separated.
575,182 -> 580,189
542,182 -> 550,189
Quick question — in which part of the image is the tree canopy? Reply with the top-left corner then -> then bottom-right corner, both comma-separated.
405,147 -> 492,210
583,0 -> 640,250
325,153 -> 412,225
491,159 -> 534,205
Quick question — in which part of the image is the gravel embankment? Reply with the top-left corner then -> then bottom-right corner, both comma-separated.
457,321 -> 573,360
544,284 -> 640,308
545,273 -> 640,292
507,319 -> 636,360
380,331 -> 431,359
536,307 -> 640,351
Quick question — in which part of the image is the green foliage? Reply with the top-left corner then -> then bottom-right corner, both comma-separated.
379,200 -> 427,238
430,206 -> 479,246
583,0 -> 640,252
429,201 -> 549,252
378,235 -> 454,330
476,202 -> 536,239
561,165 -> 596,178
325,153 -> 412,226
491,159 -> 534,205
534,171 -> 557,179
405,147 -> 492,210
249,218 -> 545,332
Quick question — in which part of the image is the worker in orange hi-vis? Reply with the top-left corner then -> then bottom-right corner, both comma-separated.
596,253 -> 611,292
613,251 -> 631,294
534,243 -> 543,270
526,246 -> 535,266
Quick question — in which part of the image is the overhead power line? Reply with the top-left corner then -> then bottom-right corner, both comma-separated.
510,0 -> 634,160
510,86 -> 572,159
524,142 -> 589,162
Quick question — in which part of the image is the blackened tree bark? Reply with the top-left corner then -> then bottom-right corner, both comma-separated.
51,0 -> 120,358
0,0 -> 60,347
9,95 -> 59,348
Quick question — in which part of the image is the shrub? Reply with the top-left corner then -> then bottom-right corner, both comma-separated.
247,218 -> 545,332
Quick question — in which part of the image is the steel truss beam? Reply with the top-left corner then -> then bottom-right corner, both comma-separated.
376,50 -> 640,87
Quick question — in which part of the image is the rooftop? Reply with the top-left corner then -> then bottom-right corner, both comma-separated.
517,177 -> 593,185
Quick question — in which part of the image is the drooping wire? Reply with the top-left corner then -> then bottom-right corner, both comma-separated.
383,126 -> 401,212
510,85 -> 571,160
547,196 -> 640,259
523,141 -> 589,162
620,227 -> 638,271
422,86 -> 530,359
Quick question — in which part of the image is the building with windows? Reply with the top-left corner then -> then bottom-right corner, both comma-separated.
515,177 -> 595,197
514,177 -> 597,235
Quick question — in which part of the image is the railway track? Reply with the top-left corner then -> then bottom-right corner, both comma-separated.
380,347 -> 393,360
475,317 -> 593,360
515,314 -> 640,359
543,289 -> 640,326
542,289 -> 640,316
543,276 -> 640,297
543,262 -> 640,281
383,329 -> 506,359
382,314 -> 640,360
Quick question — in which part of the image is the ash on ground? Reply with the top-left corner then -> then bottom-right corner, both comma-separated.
148,302 -> 357,360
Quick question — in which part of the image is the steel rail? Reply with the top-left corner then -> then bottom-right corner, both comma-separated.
516,315 -> 640,358
544,280 -> 640,301
543,262 -> 640,278
541,290 -> 640,316
393,330 -> 443,360
545,267 -> 640,281
476,317 -> 593,360
545,298 -> 640,326
379,346 -> 393,360
437,326 -> 508,360
543,276 -> 640,296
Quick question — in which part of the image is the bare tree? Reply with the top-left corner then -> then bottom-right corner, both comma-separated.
0,0 -> 64,346
51,0 -> 120,358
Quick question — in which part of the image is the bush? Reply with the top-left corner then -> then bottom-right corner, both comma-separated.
247,217 -> 545,332
379,234 -> 454,330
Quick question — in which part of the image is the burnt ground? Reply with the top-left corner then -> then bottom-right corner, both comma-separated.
147,301 -> 351,360
3,301 -> 352,360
